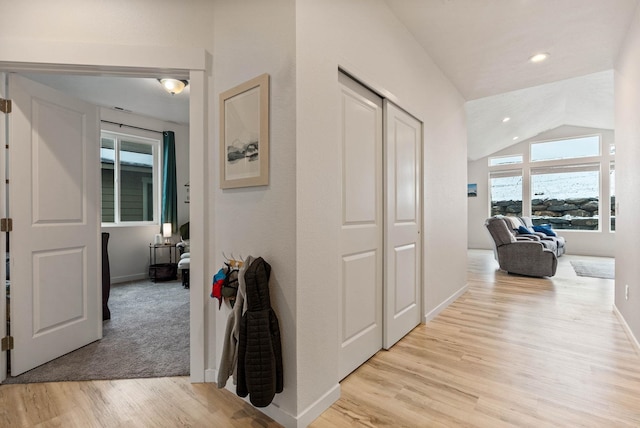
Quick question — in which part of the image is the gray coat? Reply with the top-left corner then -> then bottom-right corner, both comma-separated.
217,256 -> 252,389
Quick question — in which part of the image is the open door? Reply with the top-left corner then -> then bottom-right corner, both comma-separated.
383,100 -> 422,349
7,74 -> 101,376
0,73 -> 7,383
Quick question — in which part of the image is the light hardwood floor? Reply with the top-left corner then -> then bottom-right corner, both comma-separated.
2,251 -> 639,427
312,251 -> 640,427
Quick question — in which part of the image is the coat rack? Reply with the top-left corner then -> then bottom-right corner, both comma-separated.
222,252 -> 244,268
212,252 -> 244,309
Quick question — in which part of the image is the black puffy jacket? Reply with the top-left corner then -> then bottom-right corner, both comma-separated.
236,257 -> 283,407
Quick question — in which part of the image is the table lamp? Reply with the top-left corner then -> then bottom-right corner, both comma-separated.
162,223 -> 172,244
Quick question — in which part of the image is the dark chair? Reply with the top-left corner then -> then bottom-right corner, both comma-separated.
177,222 -> 190,289
102,232 -> 111,320
485,217 -> 557,277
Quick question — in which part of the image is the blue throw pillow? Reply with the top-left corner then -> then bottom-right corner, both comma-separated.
533,224 -> 557,237
518,225 -> 534,234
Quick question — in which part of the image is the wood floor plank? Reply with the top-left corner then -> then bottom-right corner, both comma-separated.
2,251 -> 640,427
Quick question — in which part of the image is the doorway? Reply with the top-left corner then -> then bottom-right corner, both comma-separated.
2,73 -> 190,382
0,42 -> 207,383
338,72 -> 423,379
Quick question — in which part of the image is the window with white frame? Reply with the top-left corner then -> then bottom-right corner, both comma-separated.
487,133 -> 614,232
530,135 -> 600,162
101,131 -> 161,224
488,154 -> 523,166
490,170 -> 523,217
530,163 -> 600,230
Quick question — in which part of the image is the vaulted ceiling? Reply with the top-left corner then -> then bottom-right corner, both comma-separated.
465,70 -> 614,160
386,0 -> 638,160
385,0 -> 636,100
22,0 -> 640,160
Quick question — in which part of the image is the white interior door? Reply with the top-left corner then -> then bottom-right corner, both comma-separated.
338,73 -> 383,380
8,74 -> 101,376
0,73 -> 7,383
383,101 -> 422,349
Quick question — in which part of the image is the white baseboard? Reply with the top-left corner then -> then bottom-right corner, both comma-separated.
204,368 -> 340,428
613,305 -> 640,357
423,284 -> 469,323
247,397 -> 297,428
111,273 -> 148,284
236,382 -> 340,428
294,383 -> 341,427
204,368 -> 217,383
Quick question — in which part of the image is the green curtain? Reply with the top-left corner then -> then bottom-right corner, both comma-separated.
161,131 -> 178,234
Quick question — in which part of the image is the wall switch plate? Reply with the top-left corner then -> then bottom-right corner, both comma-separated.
625,284 -> 629,300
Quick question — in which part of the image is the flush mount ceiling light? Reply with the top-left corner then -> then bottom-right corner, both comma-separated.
158,78 -> 189,95
529,52 -> 549,63
513,136 -> 519,141
502,117 -> 511,123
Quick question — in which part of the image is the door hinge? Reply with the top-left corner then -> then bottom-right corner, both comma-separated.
0,98 -> 11,114
1,336 -> 13,351
1,218 -> 12,232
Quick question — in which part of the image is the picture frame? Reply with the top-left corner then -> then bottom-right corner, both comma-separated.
467,183 -> 477,197
219,73 -> 270,189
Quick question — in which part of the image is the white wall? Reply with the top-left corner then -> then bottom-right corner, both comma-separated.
1,0 -> 214,48
211,0 -> 298,422
100,108 -> 190,283
615,3 -> 640,346
468,125 -> 616,257
296,0 -> 468,422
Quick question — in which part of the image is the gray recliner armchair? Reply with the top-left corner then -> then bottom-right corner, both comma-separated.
501,215 -> 559,255
485,217 -> 557,277
518,216 -> 566,256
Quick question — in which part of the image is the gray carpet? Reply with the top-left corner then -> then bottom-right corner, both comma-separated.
4,279 -> 189,384
570,259 -> 615,280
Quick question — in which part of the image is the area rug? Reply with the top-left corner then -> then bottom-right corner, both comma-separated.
3,279 -> 189,384
570,260 -> 615,280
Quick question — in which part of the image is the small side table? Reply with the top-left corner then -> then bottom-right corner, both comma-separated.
149,243 -> 178,281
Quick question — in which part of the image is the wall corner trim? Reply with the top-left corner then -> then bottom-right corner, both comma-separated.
613,304 -> 640,358
424,284 -> 469,323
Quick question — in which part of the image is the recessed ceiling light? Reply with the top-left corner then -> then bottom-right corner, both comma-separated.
502,117 -> 511,123
529,53 -> 549,63
513,136 -> 519,141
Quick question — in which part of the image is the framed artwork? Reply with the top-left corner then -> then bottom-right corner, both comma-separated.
467,183 -> 477,197
219,73 -> 270,189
